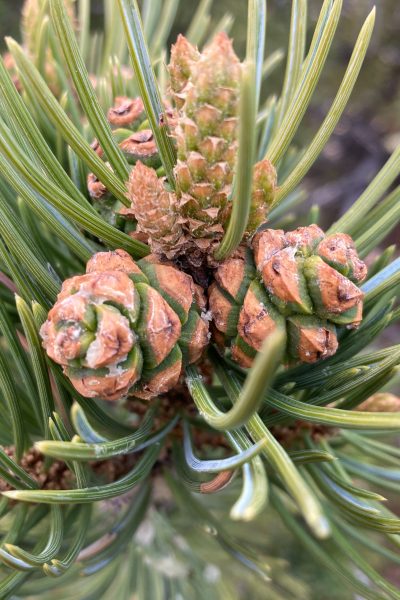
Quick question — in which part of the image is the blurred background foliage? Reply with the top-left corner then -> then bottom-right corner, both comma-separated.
0,0 -> 399,595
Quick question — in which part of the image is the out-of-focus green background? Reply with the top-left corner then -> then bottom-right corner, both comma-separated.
1,0 -> 399,228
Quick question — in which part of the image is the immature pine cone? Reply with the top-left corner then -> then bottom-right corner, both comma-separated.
127,33 -> 277,266
40,250 -> 209,401
208,225 -> 367,367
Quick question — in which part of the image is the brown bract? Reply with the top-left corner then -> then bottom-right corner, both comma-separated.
214,247 -> 246,299
91,139 -> 104,158
141,285 -> 181,366
87,172 -> 108,199
207,283 -> 233,335
261,248 -> 310,311
71,366 -> 139,402
87,163 -> 114,200
288,317 -> 338,363
187,317 -> 210,363
236,286 -> 278,353
314,258 -> 363,314
153,264 -> 195,317
285,224 -> 325,254
252,229 -> 286,271
317,233 -> 368,283
58,271 -> 137,311
84,305 -> 133,369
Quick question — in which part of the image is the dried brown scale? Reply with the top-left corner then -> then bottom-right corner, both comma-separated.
91,139 -> 104,158
86,249 -> 143,276
208,225 -> 367,367
107,96 -> 144,128
200,471 -> 234,494
126,229 -> 151,245
270,422 -> 338,448
237,285 -> 279,353
0,446 -> 144,495
88,96 -> 159,208
87,172 -> 108,200
317,233 -> 368,282
87,162 -> 115,203
41,250 -> 209,401
0,446 -> 74,493
91,453 -> 139,484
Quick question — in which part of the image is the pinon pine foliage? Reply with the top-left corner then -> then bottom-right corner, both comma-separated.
0,1 -> 400,598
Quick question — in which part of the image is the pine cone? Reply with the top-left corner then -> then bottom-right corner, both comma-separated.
126,35 -> 277,265
40,250 -> 209,401
128,162 -> 185,257
127,33 -> 241,266
173,33 -> 240,245
208,225 -> 367,367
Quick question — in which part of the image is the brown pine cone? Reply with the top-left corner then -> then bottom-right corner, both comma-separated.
208,225 -> 367,367
40,250 -> 209,401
